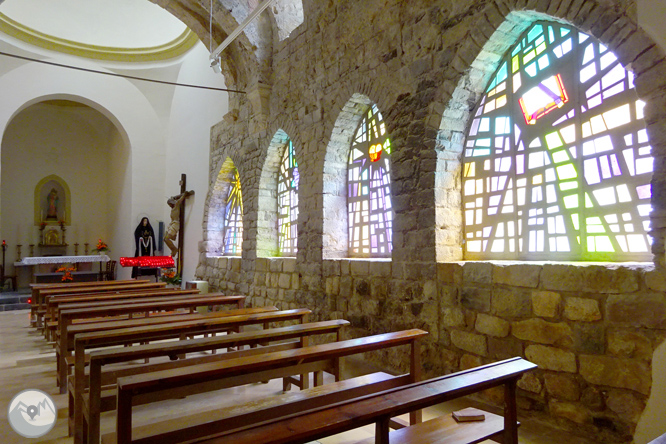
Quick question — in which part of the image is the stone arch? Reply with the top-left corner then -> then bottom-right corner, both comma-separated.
257,124 -> 302,257
431,2 -> 666,264
204,155 -> 244,256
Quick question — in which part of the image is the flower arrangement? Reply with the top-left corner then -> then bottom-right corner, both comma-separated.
94,239 -> 109,253
160,268 -> 182,286
39,221 -> 47,230
56,265 -> 75,282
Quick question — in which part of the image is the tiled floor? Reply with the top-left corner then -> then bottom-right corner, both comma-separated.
0,309 -> 599,444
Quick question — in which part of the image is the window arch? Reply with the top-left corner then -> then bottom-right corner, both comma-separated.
221,160 -> 243,255
462,21 -> 653,261
348,103 -> 393,257
277,139 -> 299,256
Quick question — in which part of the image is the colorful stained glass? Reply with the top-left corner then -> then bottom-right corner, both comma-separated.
223,166 -> 243,255
463,22 -> 653,261
277,139 -> 299,256
348,104 -> 393,256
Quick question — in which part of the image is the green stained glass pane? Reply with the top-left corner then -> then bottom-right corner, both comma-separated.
556,163 -> 577,180
525,62 -> 538,77
549,26 -> 555,43
571,213 -> 579,230
536,41 -> 547,55
559,181 -> 578,191
512,55 -> 520,73
496,63 -> 508,84
545,132 -> 564,150
561,28 -> 570,37
563,194 -> 578,209
585,193 -> 593,208
552,150 -> 569,163
524,49 -> 536,65
512,43 -> 522,57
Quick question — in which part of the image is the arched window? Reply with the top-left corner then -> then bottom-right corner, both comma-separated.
348,104 -> 393,257
223,166 -> 243,255
278,139 -> 299,256
462,21 -> 653,261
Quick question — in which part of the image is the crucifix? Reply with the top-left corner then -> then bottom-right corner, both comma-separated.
164,174 -> 194,275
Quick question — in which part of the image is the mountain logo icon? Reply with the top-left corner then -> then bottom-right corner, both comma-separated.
7,389 -> 57,438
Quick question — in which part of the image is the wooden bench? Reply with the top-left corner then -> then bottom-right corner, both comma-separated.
110,329 -> 428,444
103,371 -> 405,444
31,279 -> 153,325
57,294 -> 246,391
76,318 -> 347,444
185,357 -> 537,444
45,289 -> 201,340
35,282 -> 167,328
64,306 -> 279,373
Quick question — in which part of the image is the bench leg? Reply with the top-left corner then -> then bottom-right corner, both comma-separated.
504,379 -> 518,444
375,416 -> 390,444
117,389 -> 133,444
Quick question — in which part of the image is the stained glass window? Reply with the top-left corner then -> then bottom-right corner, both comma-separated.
463,22 -> 653,261
278,139 -> 299,256
223,166 -> 243,255
348,104 -> 393,257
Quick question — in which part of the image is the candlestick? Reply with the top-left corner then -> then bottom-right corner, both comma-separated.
74,243 -> 79,256
29,244 -> 34,257
16,244 -> 22,261
84,243 -> 89,255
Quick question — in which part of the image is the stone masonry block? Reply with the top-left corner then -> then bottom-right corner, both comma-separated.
493,263 -> 541,288
512,318 -> 573,347
541,264 -> 639,293
451,330 -> 487,356
442,307 -> 465,328
563,297 -> 602,322
644,268 -> 666,292
525,345 -> 577,373
461,287 -> 491,312
549,401 -> 591,425
437,262 -> 463,284
532,290 -> 561,318
606,293 -> 666,328
350,260 -> 370,276
368,260 -> 392,277
492,288 -> 531,318
282,259 -> 297,273
579,355 -> 651,395
463,262 -> 493,284
544,373 -> 580,401
475,313 -> 510,337
607,330 -> 652,360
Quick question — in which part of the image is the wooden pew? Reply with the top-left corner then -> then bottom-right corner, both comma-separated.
35,282 -> 167,328
185,357 -> 537,444
110,329 -> 428,444
77,318 -> 346,444
57,294 -> 246,391
45,289 -> 201,340
30,280 -> 152,325
63,306 -> 278,373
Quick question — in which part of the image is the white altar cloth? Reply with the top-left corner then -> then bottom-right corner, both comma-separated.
18,255 -> 110,265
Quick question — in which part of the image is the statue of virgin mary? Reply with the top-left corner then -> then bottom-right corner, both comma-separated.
131,217 -> 156,278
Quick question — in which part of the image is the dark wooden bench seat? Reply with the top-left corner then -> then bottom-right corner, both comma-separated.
185,357 -> 537,444
45,289 -> 201,340
63,306 -> 279,368
101,371 -> 404,444
74,319 -> 348,444
31,280 -> 153,325
33,281 -> 165,327
57,294 -> 246,390
111,329 -> 428,444
39,284 -> 171,332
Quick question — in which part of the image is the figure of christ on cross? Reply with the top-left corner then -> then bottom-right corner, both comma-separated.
164,190 -> 194,258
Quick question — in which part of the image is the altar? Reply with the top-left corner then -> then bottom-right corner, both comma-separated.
14,255 -> 110,288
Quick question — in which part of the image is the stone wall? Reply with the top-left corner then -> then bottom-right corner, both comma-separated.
193,0 -> 666,441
